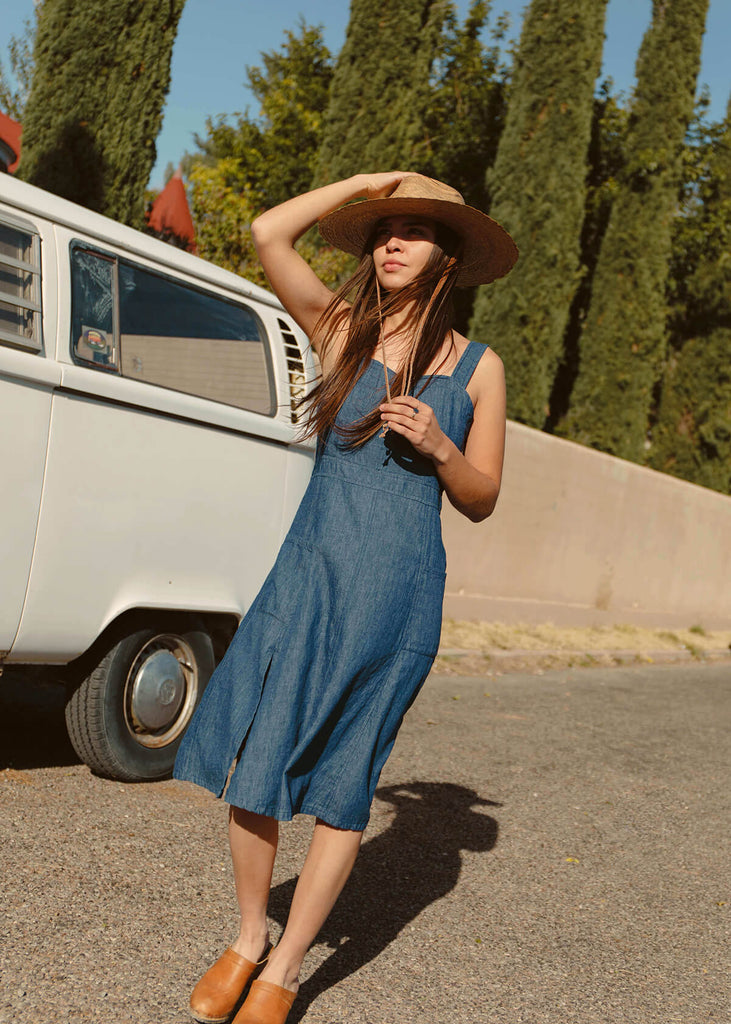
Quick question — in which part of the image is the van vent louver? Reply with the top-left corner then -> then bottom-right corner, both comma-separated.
277,318 -> 306,424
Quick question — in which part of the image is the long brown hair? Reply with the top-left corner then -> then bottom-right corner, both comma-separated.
300,223 -> 462,447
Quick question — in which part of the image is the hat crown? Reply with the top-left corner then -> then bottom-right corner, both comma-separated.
318,173 -> 518,285
389,174 -> 465,207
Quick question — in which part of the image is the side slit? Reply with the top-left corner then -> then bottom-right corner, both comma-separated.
220,647 -> 277,801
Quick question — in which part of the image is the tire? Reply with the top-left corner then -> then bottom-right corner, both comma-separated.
65,616 -> 214,782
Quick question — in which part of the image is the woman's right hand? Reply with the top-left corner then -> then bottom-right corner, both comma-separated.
359,171 -> 412,200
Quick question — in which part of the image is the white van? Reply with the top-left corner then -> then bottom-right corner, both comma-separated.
0,174 -> 316,782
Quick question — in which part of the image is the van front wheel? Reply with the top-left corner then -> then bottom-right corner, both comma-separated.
65,617 -> 215,782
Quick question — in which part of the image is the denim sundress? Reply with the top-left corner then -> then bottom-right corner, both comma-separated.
174,341 -> 486,830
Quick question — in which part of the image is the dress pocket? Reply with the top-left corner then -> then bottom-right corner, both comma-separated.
401,568 -> 446,657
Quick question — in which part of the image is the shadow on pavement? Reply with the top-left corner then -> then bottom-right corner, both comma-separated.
269,781 -> 501,1022
0,670 -> 80,769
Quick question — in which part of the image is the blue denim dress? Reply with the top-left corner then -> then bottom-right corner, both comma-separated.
174,341 -> 486,830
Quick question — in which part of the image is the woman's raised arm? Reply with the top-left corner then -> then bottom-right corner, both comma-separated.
251,173 -> 406,353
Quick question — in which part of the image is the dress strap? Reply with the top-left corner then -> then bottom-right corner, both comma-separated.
450,340 -> 487,388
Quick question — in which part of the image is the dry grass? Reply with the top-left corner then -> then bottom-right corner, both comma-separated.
434,620 -> 731,675
440,619 -> 731,655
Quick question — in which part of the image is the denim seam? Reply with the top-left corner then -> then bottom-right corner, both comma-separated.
313,468 -> 441,510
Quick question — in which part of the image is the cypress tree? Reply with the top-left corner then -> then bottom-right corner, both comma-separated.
416,0 -> 510,334
468,0 -> 609,428
546,82 -> 630,429
647,333 -> 731,494
313,0 -> 449,183
647,98 -> 731,494
18,0 -> 185,227
559,0 -> 709,460
416,0 -> 508,213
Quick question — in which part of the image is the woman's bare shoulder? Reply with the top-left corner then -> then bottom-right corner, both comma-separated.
461,333 -> 502,369
463,336 -> 505,403
451,331 -> 502,372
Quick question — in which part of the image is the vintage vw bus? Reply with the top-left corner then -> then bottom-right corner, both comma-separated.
0,174 -> 315,781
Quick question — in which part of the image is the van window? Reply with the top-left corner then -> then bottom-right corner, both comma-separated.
71,244 -> 276,415
71,248 -> 118,368
0,217 -> 42,352
118,262 -> 274,415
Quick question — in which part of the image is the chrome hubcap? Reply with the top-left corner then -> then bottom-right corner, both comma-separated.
124,634 -> 199,748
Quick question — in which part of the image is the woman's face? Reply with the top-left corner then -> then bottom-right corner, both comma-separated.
372,215 -> 437,291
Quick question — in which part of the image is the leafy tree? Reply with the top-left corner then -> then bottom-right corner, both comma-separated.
189,24 -> 348,287
191,4 -> 511,305
189,158 -> 350,291
416,0 -> 509,212
469,0 -> 610,428
411,0 -> 511,332
665,97 -> 731,339
547,81 -> 630,428
0,12 -> 36,121
188,160 -> 268,287
18,0 -> 185,227
647,98 -> 731,494
195,21 -> 334,209
559,0 -> 710,461
647,333 -> 731,494
313,0 -> 449,183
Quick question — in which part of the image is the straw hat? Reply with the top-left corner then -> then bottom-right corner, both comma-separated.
318,174 -> 518,286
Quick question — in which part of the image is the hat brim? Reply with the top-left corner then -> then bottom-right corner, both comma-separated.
318,196 -> 518,286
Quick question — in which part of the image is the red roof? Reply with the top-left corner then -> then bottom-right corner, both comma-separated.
147,168 -> 196,252
0,110 -> 22,172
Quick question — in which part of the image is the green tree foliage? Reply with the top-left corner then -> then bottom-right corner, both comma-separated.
18,0 -> 185,227
313,0 -> 450,183
413,0 -> 511,333
190,8 -> 508,299
647,333 -> 731,494
547,82 -> 630,427
195,21 -> 334,209
468,0 -> 609,428
0,12 -> 36,121
560,0 -> 710,461
189,24 -> 349,287
416,0 -> 509,212
647,99 -> 731,494
188,160 -> 268,287
189,159 -> 350,291
666,98 -> 731,340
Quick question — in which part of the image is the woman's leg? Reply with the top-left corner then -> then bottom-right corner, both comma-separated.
229,806 -> 279,961
189,808 -> 278,1021
259,818 -> 363,991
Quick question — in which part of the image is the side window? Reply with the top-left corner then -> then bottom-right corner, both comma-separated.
118,263 -> 275,415
70,244 -> 275,416
71,248 -> 118,368
0,217 -> 42,352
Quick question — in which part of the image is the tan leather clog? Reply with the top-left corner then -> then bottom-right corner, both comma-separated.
232,979 -> 297,1024
190,946 -> 270,1023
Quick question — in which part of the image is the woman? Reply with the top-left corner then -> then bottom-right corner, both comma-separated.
174,172 -> 517,1024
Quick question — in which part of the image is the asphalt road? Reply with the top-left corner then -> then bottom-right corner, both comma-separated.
1,662 -> 728,1024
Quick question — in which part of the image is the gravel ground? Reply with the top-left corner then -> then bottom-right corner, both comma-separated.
1,662 -> 729,1024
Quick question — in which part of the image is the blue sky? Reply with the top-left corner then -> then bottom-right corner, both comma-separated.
3,1 -> 729,190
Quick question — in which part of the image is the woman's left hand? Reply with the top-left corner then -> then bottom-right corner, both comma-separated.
379,396 -> 450,462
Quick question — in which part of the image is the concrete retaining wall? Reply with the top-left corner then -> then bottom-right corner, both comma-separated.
442,420 -> 731,629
